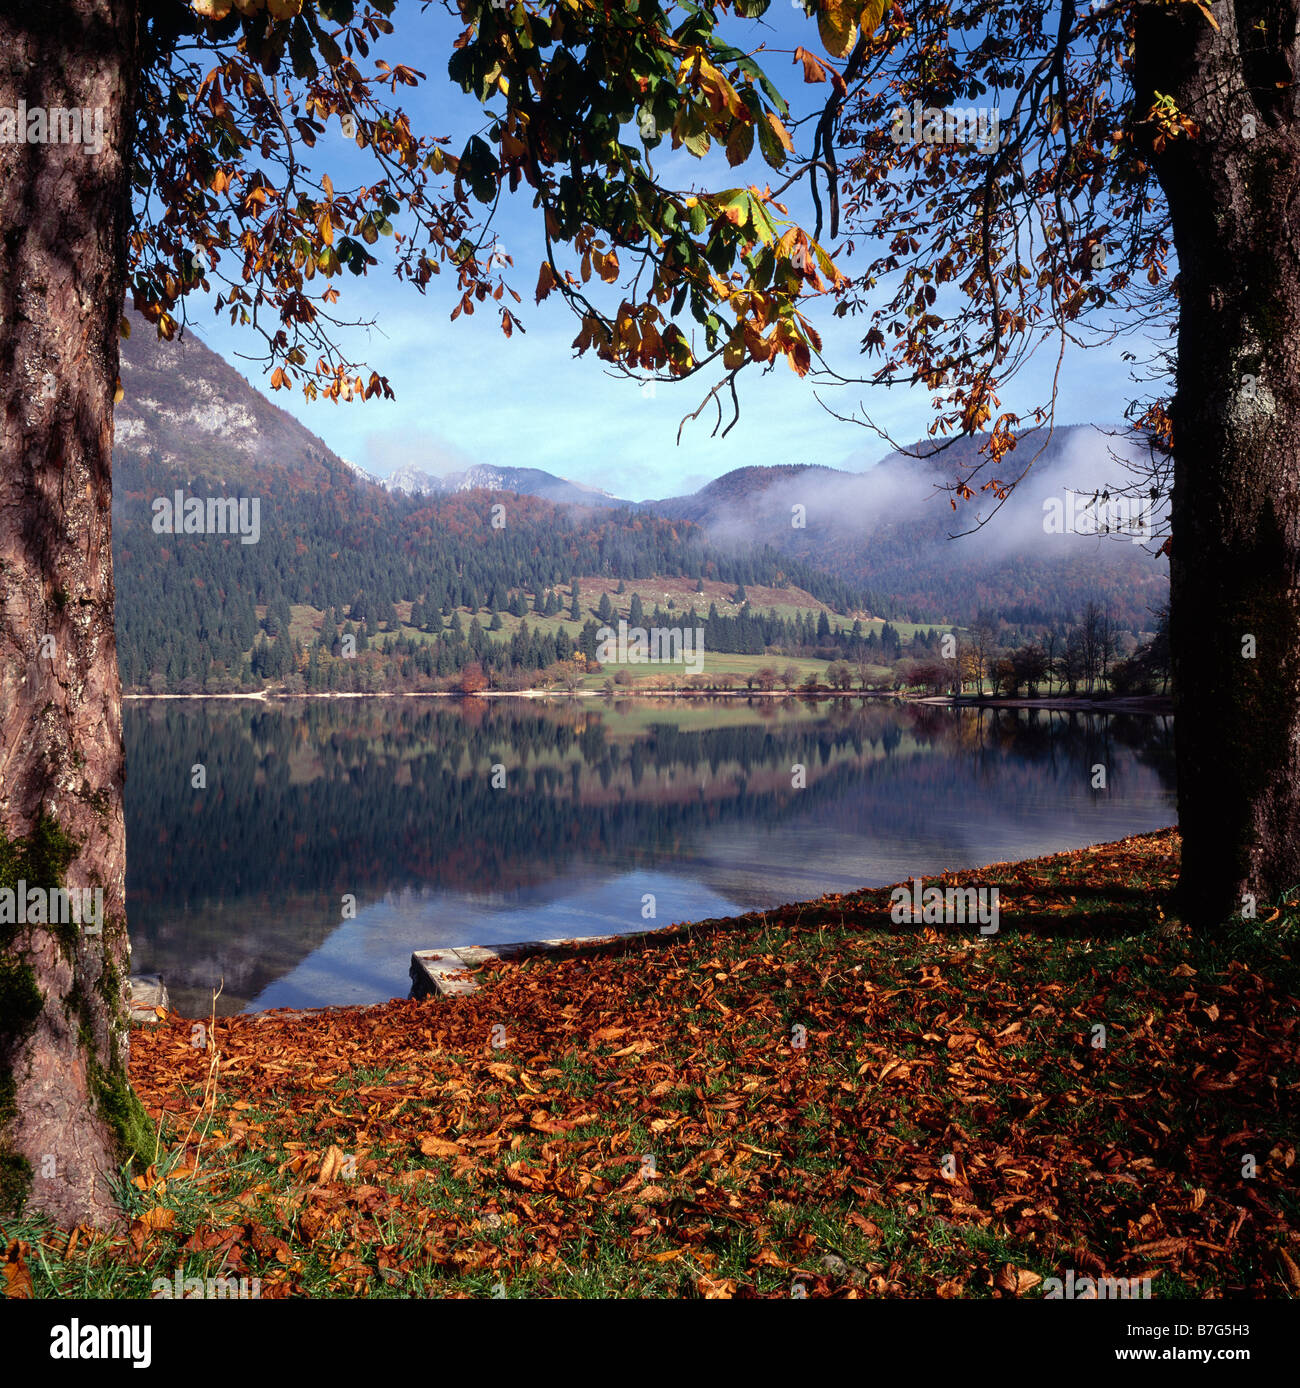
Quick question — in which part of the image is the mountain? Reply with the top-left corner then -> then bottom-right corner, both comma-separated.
115,312 -> 347,488
647,429 -> 1169,631
116,314 -> 622,507
110,318 -> 866,693
112,314 -> 1167,669
385,463 -> 624,508
652,463 -> 851,525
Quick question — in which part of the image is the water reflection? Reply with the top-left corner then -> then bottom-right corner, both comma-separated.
124,697 -> 1175,1014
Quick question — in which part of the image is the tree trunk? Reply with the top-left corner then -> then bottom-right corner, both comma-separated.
1136,2 -> 1300,926
0,0 -> 142,1227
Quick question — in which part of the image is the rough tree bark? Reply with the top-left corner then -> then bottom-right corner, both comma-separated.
1135,1 -> 1300,926
0,0 -> 145,1227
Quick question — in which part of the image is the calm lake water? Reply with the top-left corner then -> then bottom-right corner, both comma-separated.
124,697 -> 1176,1015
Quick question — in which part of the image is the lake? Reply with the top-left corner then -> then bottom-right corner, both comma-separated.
123,697 -> 1176,1015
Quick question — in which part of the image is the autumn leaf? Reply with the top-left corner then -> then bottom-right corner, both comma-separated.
697,1274 -> 737,1298
419,1135 -> 464,1158
113,828 -> 1289,1301
726,121 -> 755,167
995,1264 -> 1042,1296
749,1246 -> 788,1269
793,47 -> 829,84
2,1241 -> 31,1299
767,112 -> 794,154
590,1025 -> 628,1043
530,1109 -> 575,1134
134,1208 -> 177,1232
535,260 -> 558,303
316,1144 -> 348,1183
817,0 -> 858,60
860,0 -> 890,37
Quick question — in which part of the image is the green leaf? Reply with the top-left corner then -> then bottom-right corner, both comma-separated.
289,18 -> 317,81
684,127 -> 711,158
756,113 -> 786,170
726,121 -> 755,167
748,196 -> 776,245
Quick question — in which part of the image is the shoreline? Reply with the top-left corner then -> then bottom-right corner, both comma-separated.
123,689 -> 1173,713
84,825 -> 1300,1303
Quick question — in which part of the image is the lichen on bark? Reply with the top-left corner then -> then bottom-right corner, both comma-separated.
0,820 -> 146,1220
0,819 -> 71,1214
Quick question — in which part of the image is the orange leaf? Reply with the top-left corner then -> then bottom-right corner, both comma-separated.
134,1208 -> 176,1232
995,1264 -> 1041,1296
419,1135 -> 464,1158
2,1241 -> 32,1299
697,1274 -> 737,1298
793,47 -> 828,84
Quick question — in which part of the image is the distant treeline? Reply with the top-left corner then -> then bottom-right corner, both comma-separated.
113,451 -> 880,691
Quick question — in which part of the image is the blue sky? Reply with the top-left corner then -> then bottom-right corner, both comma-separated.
180,3 -> 1147,502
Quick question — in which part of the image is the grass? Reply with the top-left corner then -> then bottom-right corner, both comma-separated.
4,829 -> 1298,1300
280,583 -> 951,695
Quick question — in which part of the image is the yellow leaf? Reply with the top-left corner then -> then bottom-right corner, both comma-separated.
860,0 -> 889,38
766,112 -> 794,154
817,1 -> 858,60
